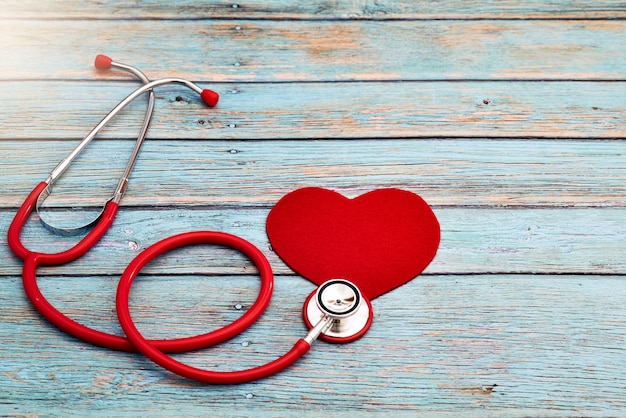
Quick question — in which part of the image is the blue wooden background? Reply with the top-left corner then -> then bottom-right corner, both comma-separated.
1,1 -> 625,416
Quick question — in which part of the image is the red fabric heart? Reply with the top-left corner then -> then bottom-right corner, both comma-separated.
266,188 -> 440,299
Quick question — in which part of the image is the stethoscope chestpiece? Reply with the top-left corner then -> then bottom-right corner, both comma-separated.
303,279 -> 373,343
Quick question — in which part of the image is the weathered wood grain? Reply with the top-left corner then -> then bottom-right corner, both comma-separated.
4,0 -> 626,19
2,0 -> 624,415
2,274 -> 625,416
1,81 -> 625,140
1,139 -> 625,208
2,206 -> 625,277
1,20 -> 625,81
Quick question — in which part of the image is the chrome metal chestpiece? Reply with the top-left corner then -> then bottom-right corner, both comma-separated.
304,279 -> 373,343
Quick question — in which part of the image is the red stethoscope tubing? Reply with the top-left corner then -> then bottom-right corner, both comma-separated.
7,57 -> 311,382
116,231 -> 311,384
8,184 -> 273,354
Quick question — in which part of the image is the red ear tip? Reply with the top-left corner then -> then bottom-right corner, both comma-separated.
200,89 -> 219,107
94,54 -> 113,70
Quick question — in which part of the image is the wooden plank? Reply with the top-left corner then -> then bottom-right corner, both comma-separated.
1,139 -> 625,208
2,20 -> 625,81
1,81 -> 625,139
1,0 -> 624,415
2,206 -> 625,277
4,0 -> 626,20
2,274 -> 625,415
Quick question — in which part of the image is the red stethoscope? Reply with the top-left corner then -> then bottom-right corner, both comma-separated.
8,56 -> 373,384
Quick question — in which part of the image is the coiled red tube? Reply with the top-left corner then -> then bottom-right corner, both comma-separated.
8,185 -> 273,354
116,231 -> 311,384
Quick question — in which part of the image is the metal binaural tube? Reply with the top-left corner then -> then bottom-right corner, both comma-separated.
109,60 -> 155,203
46,77 -> 204,185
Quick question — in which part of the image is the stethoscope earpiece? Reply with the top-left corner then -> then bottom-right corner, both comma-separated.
303,279 -> 373,344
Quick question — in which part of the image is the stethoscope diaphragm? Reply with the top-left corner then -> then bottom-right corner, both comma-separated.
303,278 -> 373,343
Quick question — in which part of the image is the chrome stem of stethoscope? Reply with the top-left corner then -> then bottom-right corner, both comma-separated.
303,314 -> 334,344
